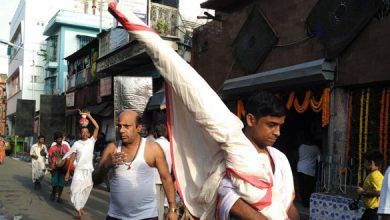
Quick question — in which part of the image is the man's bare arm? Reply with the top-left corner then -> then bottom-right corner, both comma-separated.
230,198 -> 267,220
152,142 -> 177,219
92,143 -> 115,184
287,203 -> 300,220
86,112 -> 99,140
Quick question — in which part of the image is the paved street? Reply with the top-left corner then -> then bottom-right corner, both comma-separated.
0,156 -> 110,220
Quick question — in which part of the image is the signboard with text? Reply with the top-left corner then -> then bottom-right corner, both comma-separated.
119,0 -> 148,24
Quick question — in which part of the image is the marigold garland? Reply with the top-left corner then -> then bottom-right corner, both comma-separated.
380,89 -> 386,153
364,88 -> 370,153
310,90 -> 323,112
384,89 -> 390,167
236,99 -> 246,119
358,89 -> 365,185
345,92 -> 353,163
294,90 -> 312,113
322,88 -> 330,127
286,92 -> 295,110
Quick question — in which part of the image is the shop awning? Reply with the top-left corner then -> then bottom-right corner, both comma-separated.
223,59 -> 335,95
66,102 -> 113,117
147,89 -> 166,110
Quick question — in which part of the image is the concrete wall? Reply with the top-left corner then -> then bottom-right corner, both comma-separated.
192,0 -> 324,92
337,16 -> 390,86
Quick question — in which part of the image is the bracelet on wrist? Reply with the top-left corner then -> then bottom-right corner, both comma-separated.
168,207 -> 178,213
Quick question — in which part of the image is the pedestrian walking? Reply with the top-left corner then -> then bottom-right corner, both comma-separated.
65,112 -> 99,219
30,135 -> 47,189
154,123 -> 172,220
48,131 -> 70,203
93,110 -> 178,220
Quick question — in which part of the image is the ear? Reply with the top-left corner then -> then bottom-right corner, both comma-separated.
246,113 -> 256,127
136,124 -> 143,133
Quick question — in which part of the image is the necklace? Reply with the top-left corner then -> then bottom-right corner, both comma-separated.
123,139 -> 142,170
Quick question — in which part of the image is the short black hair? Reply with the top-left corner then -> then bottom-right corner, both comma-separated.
53,132 -> 63,140
155,123 -> 168,138
364,150 -> 384,167
245,91 -> 286,120
38,135 -> 45,139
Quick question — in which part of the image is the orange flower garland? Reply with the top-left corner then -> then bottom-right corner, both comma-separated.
285,88 -> 330,127
364,88 -> 370,153
345,92 -> 353,163
380,89 -> 386,153
236,99 -> 246,119
310,90 -> 323,112
294,90 -> 312,113
286,91 -> 295,110
322,88 -> 331,127
384,89 -> 390,166
358,89 -> 365,185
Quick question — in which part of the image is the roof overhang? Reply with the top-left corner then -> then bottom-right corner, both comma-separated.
200,0 -> 253,12
223,59 -> 335,95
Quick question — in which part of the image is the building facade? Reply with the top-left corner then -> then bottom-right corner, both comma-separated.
43,10 -> 112,95
195,0 -> 390,195
6,0 -> 113,137
0,74 -> 7,136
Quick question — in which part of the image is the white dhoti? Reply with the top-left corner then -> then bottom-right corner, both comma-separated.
70,169 -> 93,210
30,144 -> 47,183
32,158 -> 46,182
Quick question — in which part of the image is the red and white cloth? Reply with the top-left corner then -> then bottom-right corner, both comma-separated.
108,2 -> 286,219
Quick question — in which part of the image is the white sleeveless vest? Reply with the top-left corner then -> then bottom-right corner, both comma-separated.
108,138 -> 158,219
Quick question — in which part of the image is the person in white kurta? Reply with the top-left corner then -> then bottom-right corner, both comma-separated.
154,123 -> 172,220
30,135 -> 47,188
65,112 -> 99,219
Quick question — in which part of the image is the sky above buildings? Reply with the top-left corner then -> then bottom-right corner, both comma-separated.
0,0 -> 209,74
0,0 -> 18,74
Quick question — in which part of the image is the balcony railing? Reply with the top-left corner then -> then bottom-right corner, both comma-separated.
150,3 -> 179,36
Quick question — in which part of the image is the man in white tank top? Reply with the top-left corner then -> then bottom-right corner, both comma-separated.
93,110 -> 178,220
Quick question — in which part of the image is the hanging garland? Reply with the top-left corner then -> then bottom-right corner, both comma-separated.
380,89 -> 386,153
322,88 -> 331,127
236,99 -> 246,119
358,89 -> 365,185
345,92 -> 353,163
293,90 -> 312,113
384,89 -> 390,167
310,90 -> 323,112
364,88 -> 370,153
286,91 -> 295,110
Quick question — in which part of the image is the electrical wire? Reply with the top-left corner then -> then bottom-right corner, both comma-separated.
274,35 -> 315,47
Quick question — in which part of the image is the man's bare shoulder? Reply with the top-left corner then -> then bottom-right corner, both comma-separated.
144,140 -> 164,164
145,139 -> 161,150
104,142 -> 117,154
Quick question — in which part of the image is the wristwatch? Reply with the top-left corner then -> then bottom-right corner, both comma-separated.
168,207 -> 178,213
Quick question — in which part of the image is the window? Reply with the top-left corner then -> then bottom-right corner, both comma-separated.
77,35 -> 95,49
9,25 -> 23,61
8,70 -> 20,97
46,36 -> 58,62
